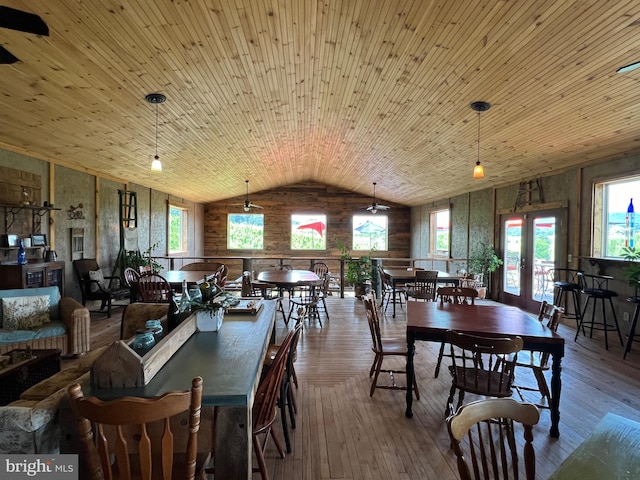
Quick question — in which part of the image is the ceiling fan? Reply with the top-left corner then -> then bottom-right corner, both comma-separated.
0,6 -> 49,64
365,182 -> 390,214
239,180 -> 263,212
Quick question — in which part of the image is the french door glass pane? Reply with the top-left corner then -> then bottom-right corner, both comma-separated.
504,218 -> 521,297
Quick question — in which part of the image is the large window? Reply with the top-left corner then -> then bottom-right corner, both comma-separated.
593,176 -> 640,258
352,215 -> 387,251
168,205 -> 188,253
228,214 -> 264,249
431,209 -> 450,256
291,214 -> 326,250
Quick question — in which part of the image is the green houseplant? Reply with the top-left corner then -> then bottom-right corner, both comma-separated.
336,238 -> 374,298
468,242 -> 503,297
124,242 -> 163,273
622,246 -> 640,298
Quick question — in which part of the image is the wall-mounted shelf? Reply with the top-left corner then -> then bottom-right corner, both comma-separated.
0,204 -> 61,234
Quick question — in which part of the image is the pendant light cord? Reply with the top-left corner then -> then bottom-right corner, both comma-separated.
154,103 -> 159,160
477,111 -> 481,164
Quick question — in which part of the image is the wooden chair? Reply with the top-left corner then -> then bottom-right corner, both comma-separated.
123,267 -> 141,302
179,261 -> 222,272
73,258 -> 130,318
137,273 -> 173,303
445,330 -> 523,416
263,309 -> 305,453
68,376 -> 206,480
447,398 -> 540,480
433,287 -> 479,378
253,325 -> 296,480
363,294 -> 420,399
316,272 -> 331,321
405,270 -> 438,301
378,265 -> 405,313
310,262 -> 329,277
514,301 -> 563,407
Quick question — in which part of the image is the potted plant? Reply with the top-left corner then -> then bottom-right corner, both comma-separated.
336,238 -> 374,298
124,242 -> 163,273
467,242 -> 504,298
189,287 -> 240,331
622,246 -> 640,298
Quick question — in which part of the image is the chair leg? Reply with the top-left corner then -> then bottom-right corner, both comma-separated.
280,381 -> 292,454
608,297 -> 624,346
532,367 -> 550,401
434,342 -> 446,378
446,385 -> 457,416
370,356 -> 383,396
253,433 -> 270,480
270,428 -> 286,459
369,353 -> 380,377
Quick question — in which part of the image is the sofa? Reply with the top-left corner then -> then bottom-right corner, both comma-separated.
0,287 -> 90,356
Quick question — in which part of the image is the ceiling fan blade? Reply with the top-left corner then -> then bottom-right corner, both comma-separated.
249,203 -> 264,209
0,45 -> 19,64
0,7 -> 49,36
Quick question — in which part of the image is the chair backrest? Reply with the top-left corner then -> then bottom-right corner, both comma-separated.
123,267 -> 140,287
446,330 -> 523,397
536,301 -> 564,368
363,294 -> 382,353
378,266 -> 392,290
410,270 -> 439,301
311,262 -> 329,277
437,286 -> 478,305
253,325 -> 296,433
68,376 -> 203,480
137,273 -> 173,303
551,268 -> 582,286
73,259 -> 102,301
274,264 -> 293,271
578,272 -> 615,293
447,398 -> 540,480
180,261 -> 223,272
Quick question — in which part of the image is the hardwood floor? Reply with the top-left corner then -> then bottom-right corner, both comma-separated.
77,295 -> 640,479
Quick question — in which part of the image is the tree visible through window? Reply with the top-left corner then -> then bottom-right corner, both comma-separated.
593,176 -> 640,258
431,209 -> 450,256
168,206 -> 187,253
228,214 -> 264,249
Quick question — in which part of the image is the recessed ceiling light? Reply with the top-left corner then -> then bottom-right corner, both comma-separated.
616,61 -> 640,74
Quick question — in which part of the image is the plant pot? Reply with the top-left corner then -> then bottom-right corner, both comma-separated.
353,283 -> 370,299
195,309 -> 224,332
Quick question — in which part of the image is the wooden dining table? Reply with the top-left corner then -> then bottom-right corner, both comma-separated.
162,270 -> 215,290
405,300 -> 565,437
383,268 -> 461,318
256,269 -> 322,289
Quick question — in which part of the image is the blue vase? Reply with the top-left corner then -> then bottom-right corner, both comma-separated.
17,240 -> 27,265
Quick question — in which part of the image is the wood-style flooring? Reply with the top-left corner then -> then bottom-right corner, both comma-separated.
77,295 -> 640,479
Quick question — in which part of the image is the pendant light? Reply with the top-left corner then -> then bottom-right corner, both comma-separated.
146,93 -> 166,172
470,101 -> 490,179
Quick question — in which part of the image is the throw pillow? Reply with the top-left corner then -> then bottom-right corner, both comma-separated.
88,269 -> 105,293
2,295 -> 51,329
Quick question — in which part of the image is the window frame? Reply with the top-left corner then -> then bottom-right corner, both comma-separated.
291,214 -> 327,251
227,213 -> 265,250
352,214 -> 388,251
168,204 -> 188,254
430,208 -> 450,257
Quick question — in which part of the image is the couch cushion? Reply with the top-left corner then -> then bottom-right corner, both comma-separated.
2,295 -> 50,329
0,320 -> 67,344
0,287 -> 61,328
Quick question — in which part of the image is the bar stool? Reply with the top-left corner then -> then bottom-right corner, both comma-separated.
575,273 -> 623,350
623,295 -> 640,359
551,268 -> 583,330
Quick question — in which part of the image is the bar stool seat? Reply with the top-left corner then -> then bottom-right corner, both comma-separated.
552,268 -> 583,330
623,296 -> 640,359
575,273 -> 623,350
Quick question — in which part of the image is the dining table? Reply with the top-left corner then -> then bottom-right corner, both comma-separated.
257,269 -> 322,290
76,300 -> 278,480
405,300 -> 565,437
548,412 -> 640,479
383,268 -> 461,318
162,269 -> 216,290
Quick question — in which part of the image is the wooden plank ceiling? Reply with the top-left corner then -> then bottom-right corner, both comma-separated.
1,0 -> 640,206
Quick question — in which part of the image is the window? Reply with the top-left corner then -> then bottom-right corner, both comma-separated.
593,176 -> 640,258
352,215 -> 387,251
168,205 -> 188,253
228,214 -> 264,249
431,209 -> 450,256
291,214 -> 326,250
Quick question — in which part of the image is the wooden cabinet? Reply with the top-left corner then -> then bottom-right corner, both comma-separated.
0,261 -> 65,296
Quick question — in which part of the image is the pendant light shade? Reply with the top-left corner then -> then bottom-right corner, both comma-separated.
470,101 -> 490,179
146,93 -> 166,172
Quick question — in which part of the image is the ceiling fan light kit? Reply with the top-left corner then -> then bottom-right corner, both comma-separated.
366,182 -> 390,213
242,180 -> 263,211
470,101 -> 490,179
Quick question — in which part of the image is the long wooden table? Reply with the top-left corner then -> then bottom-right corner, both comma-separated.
88,300 -> 277,480
549,412 -> 640,479
405,301 -> 565,437
383,268 -> 460,318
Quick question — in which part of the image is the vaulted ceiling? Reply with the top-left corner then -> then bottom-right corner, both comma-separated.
1,0 -> 640,206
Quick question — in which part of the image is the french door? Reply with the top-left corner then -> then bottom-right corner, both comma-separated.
499,209 -> 564,312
